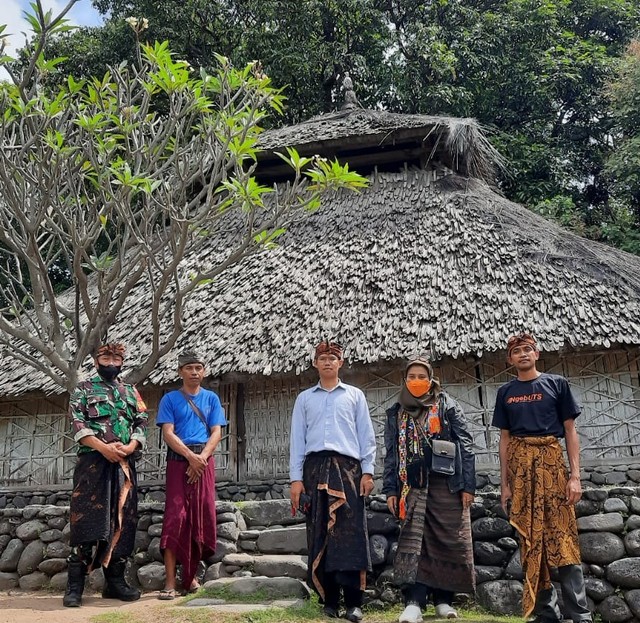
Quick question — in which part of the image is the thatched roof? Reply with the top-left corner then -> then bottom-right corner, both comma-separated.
2,167 -> 640,396
256,109 -> 504,182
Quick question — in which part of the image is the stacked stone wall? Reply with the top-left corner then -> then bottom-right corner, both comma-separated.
2,486 -> 640,622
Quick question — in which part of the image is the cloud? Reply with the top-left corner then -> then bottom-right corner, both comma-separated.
1,0 -> 102,81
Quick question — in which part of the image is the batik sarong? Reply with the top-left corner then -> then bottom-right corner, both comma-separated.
303,451 -> 371,601
160,457 -> 217,590
69,451 -> 137,569
507,436 -> 581,618
394,474 -> 474,593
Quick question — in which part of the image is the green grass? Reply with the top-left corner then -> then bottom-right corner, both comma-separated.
183,584 -> 278,604
91,613 -> 145,623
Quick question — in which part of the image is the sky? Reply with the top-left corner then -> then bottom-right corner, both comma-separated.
1,0 -> 103,79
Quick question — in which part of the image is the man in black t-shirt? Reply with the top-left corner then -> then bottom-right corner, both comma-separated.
492,333 -> 591,623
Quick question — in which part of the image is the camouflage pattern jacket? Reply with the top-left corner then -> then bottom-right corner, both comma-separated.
69,375 -> 148,455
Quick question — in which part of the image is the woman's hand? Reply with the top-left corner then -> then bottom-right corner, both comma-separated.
461,491 -> 474,510
387,495 -> 398,516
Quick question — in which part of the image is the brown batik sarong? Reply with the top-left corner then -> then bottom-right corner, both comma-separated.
303,452 -> 371,601
69,452 -> 137,569
394,474 -> 475,593
507,436 -> 582,618
160,457 -> 217,591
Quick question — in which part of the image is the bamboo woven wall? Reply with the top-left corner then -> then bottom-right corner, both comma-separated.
0,347 -> 638,488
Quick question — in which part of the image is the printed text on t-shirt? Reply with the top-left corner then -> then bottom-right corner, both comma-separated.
506,393 -> 544,404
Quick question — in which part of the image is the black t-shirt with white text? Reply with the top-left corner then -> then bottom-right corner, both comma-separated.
491,372 -> 581,437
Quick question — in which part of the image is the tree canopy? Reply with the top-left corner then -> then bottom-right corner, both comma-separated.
0,1 -> 366,390
41,0 -> 640,252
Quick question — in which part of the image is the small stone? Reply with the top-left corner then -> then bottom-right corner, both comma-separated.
627,516 -> 640,530
148,524 -> 163,537
19,571 -> 49,590
15,520 -> 47,541
630,498 -> 640,515
624,530 -> 640,557
137,562 -> 166,590
575,500 -> 600,517
39,529 -> 63,543
584,577 -> 615,601
38,558 -> 68,575
605,499 -> 629,514
17,540 -> 45,575
497,537 -> 518,550
606,559 -> 640,589
0,539 -> 25,572
596,595 -> 633,622
216,512 -> 237,524
626,589 -> 640,619
476,580 -> 523,615
504,550 -> 523,580
45,540 -> 71,559
473,541 -> 509,566
369,534 -> 389,566
471,517 -> 513,540
584,490 -> 609,502
0,572 -> 19,590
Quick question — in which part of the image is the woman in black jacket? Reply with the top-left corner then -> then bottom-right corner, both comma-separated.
383,357 -> 476,623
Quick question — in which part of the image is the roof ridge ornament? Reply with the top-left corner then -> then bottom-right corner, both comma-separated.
340,71 -> 359,111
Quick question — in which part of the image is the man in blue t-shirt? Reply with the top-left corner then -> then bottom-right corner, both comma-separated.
156,350 -> 226,600
492,333 -> 591,623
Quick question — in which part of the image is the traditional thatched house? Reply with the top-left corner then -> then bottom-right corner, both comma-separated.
1,104 -> 640,490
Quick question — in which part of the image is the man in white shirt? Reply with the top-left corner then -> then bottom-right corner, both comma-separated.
290,341 -> 376,622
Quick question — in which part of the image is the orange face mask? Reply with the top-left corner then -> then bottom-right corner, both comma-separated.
406,378 -> 431,397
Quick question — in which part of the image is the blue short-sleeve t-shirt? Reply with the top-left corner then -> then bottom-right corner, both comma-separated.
492,372 -> 580,438
156,388 -> 226,444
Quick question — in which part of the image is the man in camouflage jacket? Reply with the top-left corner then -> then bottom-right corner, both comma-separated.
63,342 -> 148,608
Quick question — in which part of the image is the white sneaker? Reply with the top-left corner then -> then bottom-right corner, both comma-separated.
399,603 -> 423,623
435,604 -> 458,619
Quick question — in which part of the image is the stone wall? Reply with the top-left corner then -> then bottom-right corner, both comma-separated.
2,488 -> 640,623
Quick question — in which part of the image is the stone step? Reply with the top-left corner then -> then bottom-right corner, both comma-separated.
203,575 -> 310,599
222,553 -> 308,580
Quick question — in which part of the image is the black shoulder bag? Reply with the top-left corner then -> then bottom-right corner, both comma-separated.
180,390 -> 212,437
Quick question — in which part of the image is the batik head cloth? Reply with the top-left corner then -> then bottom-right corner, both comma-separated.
507,332 -> 538,357
178,350 -> 205,368
314,340 -> 343,360
93,342 -> 126,359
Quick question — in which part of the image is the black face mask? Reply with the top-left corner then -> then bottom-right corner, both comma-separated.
97,364 -> 121,381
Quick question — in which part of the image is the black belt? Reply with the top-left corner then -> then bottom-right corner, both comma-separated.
167,444 -> 206,462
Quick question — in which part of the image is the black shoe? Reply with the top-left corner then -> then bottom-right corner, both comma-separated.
323,606 -> 340,618
63,559 -> 87,608
346,607 -> 364,622
102,559 -> 141,601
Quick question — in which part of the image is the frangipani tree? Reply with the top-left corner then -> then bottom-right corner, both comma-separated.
0,1 -> 366,391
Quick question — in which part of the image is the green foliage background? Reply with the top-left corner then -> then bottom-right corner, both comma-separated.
35,0 -> 640,253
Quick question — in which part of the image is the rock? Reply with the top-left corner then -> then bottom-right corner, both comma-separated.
239,500 -> 297,527
381,587 -> 399,602
475,566 -> 503,583
137,562 -> 166,590
504,550 -> 523,580
497,537 -> 518,550
239,541 -> 257,552
366,512 -> 400,535
376,567 -> 395,585
577,513 -> 625,533
47,518 -> 67,531
584,577 -> 615,601
591,565 -> 606,578
215,501 -> 237,514
476,580 -> 523,615
471,517 -> 513,540
19,571 -> 49,590
204,562 -> 222,582
134,551 -> 152,566
606,473 -> 629,485
0,535 -> 11,555
253,555 -> 307,580
217,522 -> 240,542
0,539 -> 25,572
630,498 -> 640,515
597,595 -> 633,622
88,567 -> 104,592
605,498 -> 629,513
137,515 -> 152,531
626,589 -> 640,619
45,540 -> 71,559
584,490 -> 609,502
473,541 -> 509,566
257,526 -> 307,555
209,538 -> 237,563
0,521 -> 12,536
49,571 -> 68,591
148,537 -> 163,563
38,558 -> 67,575
628,472 -> 640,484
134,530 -> 151,553
233,570 -> 253,577
222,553 -> 254,567
386,540 -> 397,565
203,576 -> 310,599
624,530 -> 640,556
369,534 -> 389,566
0,571 -> 19,589
606,559 -> 640,589
17,540 -> 45,575
216,512 -> 237,524
148,524 -> 163,538
39,529 -> 63,543
575,500 -> 600,517
15,520 -> 47,541
579,532 -> 626,565
627,516 -> 640,531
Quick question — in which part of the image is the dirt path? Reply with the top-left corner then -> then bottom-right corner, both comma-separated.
0,591 -> 170,623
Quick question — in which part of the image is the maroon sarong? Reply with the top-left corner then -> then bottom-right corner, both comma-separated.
160,457 -> 217,590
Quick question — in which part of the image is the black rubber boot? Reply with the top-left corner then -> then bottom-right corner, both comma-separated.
102,559 -> 141,601
63,559 -> 87,607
